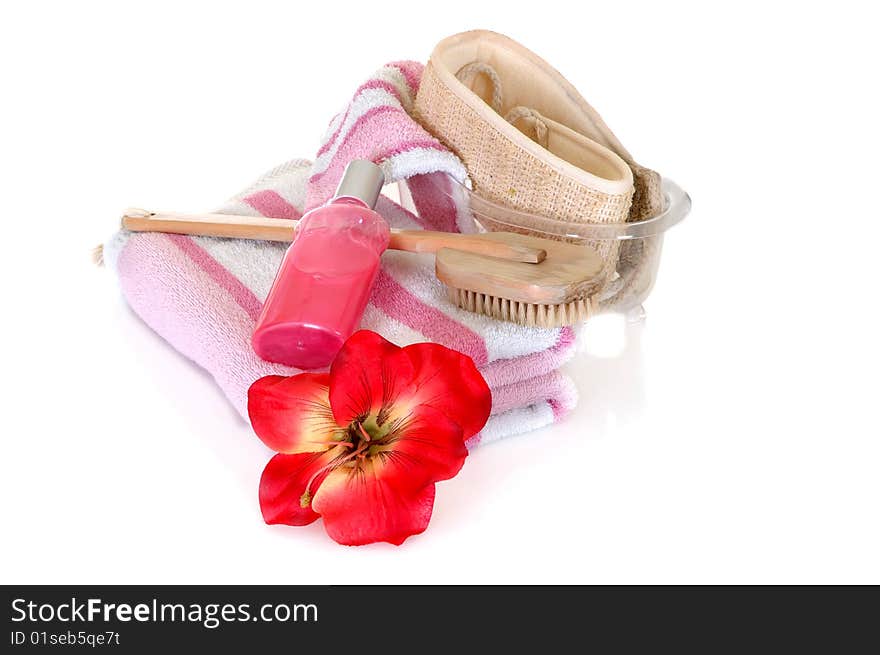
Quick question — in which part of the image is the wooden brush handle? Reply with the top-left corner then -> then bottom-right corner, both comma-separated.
389,229 -> 544,263
122,209 -> 297,242
121,209 -> 546,264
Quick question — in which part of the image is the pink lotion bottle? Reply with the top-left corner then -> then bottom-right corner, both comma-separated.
252,160 -> 389,368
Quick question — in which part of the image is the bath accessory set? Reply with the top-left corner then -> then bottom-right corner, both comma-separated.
101,34 -> 688,447
99,30 -> 690,545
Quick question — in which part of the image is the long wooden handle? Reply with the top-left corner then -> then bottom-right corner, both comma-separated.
122,209 -> 298,242
121,209 -> 546,264
389,229 -> 544,262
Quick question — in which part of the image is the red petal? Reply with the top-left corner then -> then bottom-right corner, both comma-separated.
328,330 -> 414,427
402,342 -> 492,439
381,403 -> 468,486
312,461 -> 437,546
248,373 -> 342,454
311,405 -> 466,546
259,449 -> 343,526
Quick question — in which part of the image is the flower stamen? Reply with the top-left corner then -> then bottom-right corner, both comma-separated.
300,432 -> 373,506
356,422 -> 372,442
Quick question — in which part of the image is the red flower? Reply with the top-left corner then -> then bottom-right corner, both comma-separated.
248,330 -> 492,546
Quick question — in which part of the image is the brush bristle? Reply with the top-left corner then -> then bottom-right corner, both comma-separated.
447,287 -> 595,327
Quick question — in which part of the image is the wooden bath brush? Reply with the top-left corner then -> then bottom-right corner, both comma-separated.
120,209 -> 606,327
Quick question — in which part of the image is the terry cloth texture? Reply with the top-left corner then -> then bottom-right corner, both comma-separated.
104,61 -> 579,448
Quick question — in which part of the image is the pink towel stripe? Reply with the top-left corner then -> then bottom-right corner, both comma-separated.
374,196 -> 431,231
490,370 -> 577,415
165,234 -> 263,323
317,113 -> 344,158
371,268 -> 489,366
548,399 -> 565,421
309,105 -> 400,182
404,174 -> 460,233
388,61 -> 423,94
316,79 -> 405,157
480,327 -> 576,388
243,190 -> 302,219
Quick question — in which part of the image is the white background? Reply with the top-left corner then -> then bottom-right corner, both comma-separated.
1,1 -> 878,584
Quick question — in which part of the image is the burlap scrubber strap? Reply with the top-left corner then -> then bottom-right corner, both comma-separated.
414,30 -> 664,309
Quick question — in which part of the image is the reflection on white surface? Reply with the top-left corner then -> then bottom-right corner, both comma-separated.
567,311 -> 647,432
580,312 -> 628,359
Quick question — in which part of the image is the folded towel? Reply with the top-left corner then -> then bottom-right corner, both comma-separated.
104,61 -> 579,447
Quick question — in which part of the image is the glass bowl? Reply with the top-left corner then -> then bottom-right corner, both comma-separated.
400,174 -> 690,314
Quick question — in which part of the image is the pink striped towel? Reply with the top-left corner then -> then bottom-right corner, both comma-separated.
104,61 -> 579,447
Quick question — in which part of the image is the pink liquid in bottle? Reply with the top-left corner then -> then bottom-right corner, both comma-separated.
252,161 -> 389,368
